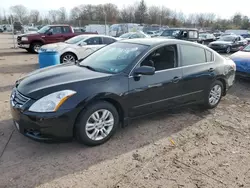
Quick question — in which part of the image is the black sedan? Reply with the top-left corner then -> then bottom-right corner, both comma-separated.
10,38 -> 236,146
208,35 -> 248,53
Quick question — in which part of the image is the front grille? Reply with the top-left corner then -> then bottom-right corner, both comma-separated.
17,36 -> 21,44
11,89 -> 30,108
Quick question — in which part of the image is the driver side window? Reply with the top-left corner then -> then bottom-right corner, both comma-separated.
140,45 -> 177,71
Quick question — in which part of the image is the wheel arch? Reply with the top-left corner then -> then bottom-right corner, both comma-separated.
215,76 -> 227,96
73,94 -> 125,136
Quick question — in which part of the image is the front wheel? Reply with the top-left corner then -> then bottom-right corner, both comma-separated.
60,52 -> 77,64
30,42 -> 42,53
75,101 -> 119,146
204,80 -> 224,109
226,46 -> 231,54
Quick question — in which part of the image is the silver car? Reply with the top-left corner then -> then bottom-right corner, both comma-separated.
40,35 -> 118,63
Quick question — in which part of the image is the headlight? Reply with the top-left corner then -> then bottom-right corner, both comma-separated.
29,90 -> 76,112
21,37 -> 28,41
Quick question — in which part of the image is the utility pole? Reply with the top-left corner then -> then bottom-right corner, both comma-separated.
10,15 -> 16,48
104,12 -> 107,35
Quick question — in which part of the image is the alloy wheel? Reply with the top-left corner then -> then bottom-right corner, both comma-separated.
63,54 -> 76,63
85,109 -> 114,141
34,44 -> 41,53
209,84 -> 222,106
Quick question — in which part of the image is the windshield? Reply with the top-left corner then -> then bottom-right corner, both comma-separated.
218,36 -> 236,42
243,44 -> 250,52
119,33 -> 132,38
65,35 -> 88,44
161,30 -> 180,37
79,42 -> 149,74
38,25 -> 50,34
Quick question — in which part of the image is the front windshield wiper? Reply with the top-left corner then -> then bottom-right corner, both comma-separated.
79,65 -> 97,71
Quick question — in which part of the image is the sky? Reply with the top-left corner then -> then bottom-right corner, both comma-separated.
0,0 -> 249,19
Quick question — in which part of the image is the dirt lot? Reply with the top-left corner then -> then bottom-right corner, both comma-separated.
0,33 -> 250,188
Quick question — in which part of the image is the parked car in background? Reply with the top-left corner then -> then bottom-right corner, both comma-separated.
10,38 -> 235,146
198,33 -> 216,45
17,25 -> 98,53
229,44 -> 250,77
213,32 -> 223,39
118,31 -> 150,40
225,29 -> 250,38
158,28 -> 199,42
208,35 -> 248,53
40,34 -> 118,63
21,27 -> 38,34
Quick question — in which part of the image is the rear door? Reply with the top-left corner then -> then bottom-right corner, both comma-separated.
128,44 -> 183,117
179,44 -> 216,104
62,26 -> 73,40
43,26 -> 64,43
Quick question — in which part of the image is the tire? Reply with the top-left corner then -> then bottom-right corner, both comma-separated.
204,80 -> 224,109
226,46 -> 231,54
75,101 -> 119,146
60,52 -> 77,64
30,42 -> 42,53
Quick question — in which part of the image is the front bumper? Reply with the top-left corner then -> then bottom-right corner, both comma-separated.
10,101 -> 79,142
236,71 -> 250,78
17,44 -> 30,49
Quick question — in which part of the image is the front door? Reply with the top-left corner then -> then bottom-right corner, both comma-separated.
127,44 -> 183,117
77,37 -> 103,59
43,26 -> 64,44
179,44 -> 216,104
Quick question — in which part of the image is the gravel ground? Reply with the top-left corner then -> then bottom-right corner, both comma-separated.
0,33 -> 250,188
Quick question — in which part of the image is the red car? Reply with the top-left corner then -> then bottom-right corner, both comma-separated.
17,25 -> 97,53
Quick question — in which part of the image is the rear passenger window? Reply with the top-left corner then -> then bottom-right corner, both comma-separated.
62,26 -> 71,33
205,50 -> 213,62
103,37 -> 115,44
180,45 -> 206,66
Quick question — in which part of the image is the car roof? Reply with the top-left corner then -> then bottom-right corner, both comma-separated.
118,38 -> 210,48
163,28 -> 198,31
76,34 -> 115,38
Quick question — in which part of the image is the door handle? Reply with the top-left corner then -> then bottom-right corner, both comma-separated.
208,68 -> 215,72
172,76 -> 181,83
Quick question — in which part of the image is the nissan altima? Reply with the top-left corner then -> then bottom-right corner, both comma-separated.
10,38 -> 236,146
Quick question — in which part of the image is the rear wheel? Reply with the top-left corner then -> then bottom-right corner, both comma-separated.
60,52 -> 77,64
204,80 -> 224,109
30,42 -> 42,53
75,101 -> 119,146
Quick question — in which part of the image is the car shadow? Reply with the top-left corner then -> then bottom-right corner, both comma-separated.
0,51 -> 34,57
228,77 -> 250,99
0,106 -> 210,188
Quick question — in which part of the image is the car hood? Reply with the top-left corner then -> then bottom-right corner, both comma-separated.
18,32 -> 41,37
40,42 -> 70,51
210,41 -> 232,45
16,63 -> 112,99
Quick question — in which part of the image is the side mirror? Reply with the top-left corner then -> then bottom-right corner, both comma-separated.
134,66 -> 155,76
47,31 -> 53,36
79,42 -> 87,46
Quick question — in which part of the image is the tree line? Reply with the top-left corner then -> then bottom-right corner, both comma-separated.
0,0 -> 249,31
